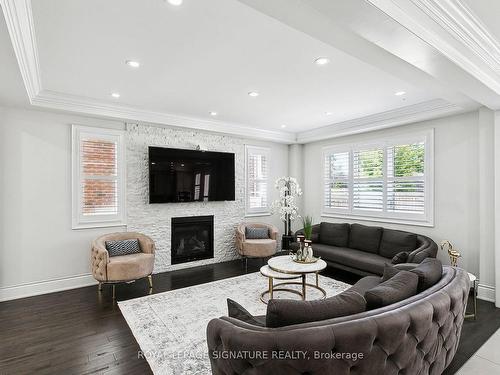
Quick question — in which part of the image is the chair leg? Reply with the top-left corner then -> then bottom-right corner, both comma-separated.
245,258 -> 248,272
98,282 -> 103,292
148,275 -> 153,289
112,284 -> 116,300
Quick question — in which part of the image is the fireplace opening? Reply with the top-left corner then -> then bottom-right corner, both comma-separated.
171,215 -> 214,265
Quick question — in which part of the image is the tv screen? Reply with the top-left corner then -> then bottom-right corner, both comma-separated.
149,147 -> 235,203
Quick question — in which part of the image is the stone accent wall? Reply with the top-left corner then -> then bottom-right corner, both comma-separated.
126,123 -> 249,273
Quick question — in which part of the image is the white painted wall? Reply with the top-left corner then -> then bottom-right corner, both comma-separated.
0,106 -> 289,301
302,111 -> 496,301
0,106 -> 126,301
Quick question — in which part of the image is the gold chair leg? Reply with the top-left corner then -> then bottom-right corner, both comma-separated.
98,282 -> 103,292
112,284 -> 116,300
148,275 -> 153,289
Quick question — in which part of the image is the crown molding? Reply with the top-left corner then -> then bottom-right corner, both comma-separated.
366,0 -> 500,95
296,99 -> 464,143
0,0 -> 469,145
0,0 -> 41,98
32,90 -> 296,143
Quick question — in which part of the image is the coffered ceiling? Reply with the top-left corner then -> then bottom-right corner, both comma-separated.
1,0 -> 500,143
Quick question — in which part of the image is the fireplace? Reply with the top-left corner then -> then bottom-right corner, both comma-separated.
171,215 -> 214,265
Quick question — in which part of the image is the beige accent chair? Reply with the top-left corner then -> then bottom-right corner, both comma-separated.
91,232 -> 155,298
236,223 -> 278,268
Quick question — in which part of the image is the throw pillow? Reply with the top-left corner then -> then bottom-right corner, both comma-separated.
391,251 -> 410,264
365,270 -> 418,309
245,227 -> 269,239
227,299 -> 266,327
382,259 -> 443,292
379,229 -> 417,258
348,224 -> 383,254
319,222 -> 350,247
266,290 -> 366,328
411,258 -> 443,292
105,239 -> 141,257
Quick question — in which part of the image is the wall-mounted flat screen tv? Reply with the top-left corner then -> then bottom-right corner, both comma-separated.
149,147 -> 235,203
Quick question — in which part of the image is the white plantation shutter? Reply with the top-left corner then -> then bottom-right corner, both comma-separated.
324,151 -> 349,209
246,146 -> 270,215
387,143 -> 425,214
322,130 -> 433,225
72,125 -> 126,229
353,148 -> 384,211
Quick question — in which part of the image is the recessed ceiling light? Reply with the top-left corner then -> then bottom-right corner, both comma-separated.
395,91 -> 406,96
325,111 -> 333,116
209,111 -> 217,116
167,0 -> 183,5
314,57 -> 330,65
248,91 -> 259,97
111,92 -> 120,98
281,124 -> 286,128
126,60 -> 140,68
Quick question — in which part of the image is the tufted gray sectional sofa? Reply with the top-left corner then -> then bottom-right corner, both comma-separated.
292,223 -> 438,276
207,266 -> 470,375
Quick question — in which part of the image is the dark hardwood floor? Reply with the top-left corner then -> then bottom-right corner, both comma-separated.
0,259 -> 498,375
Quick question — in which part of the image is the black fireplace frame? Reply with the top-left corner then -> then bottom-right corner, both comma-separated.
171,215 -> 214,265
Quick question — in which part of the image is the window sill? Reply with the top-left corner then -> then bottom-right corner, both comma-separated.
72,222 -> 127,230
244,212 -> 271,218
320,212 -> 434,228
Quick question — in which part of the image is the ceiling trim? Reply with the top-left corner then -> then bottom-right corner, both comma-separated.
296,99 -> 463,143
0,0 -> 41,98
366,0 -> 500,95
32,89 -> 296,143
1,0 -> 470,144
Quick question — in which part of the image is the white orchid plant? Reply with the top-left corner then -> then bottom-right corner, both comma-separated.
271,176 -> 302,235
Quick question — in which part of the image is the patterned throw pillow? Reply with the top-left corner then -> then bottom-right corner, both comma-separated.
105,239 -> 141,257
245,227 -> 270,239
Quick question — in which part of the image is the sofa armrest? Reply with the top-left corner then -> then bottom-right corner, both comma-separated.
407,235 -> 438,263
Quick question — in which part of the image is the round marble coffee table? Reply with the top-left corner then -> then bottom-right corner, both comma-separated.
266,255 -> 327,301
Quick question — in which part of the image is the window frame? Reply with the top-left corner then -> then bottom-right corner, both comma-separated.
245,145 -> 271,217
71,125 -> 127,229
322,129 -> 434,227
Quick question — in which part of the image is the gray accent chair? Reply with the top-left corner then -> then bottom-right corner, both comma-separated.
207,265 -> 470,374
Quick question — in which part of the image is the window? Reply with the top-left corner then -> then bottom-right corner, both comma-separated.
72,125 -> 126,229
245,145 -> 270,216
323,130 -> 433,226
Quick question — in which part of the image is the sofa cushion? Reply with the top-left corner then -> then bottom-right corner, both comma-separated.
349,276 -> 382,295
349,224 -> 383,253
105,239 -> 141,257
266,290 -> 366,328
365,270 -> 419,309
319,222 -> 350,247
391,251 -> 410,264
313,243 -> 388,275
227,299 -> 266,327
382,259 -> 443,292
245,227 -> 269,239
379,229 -> 417,258
411,258 -> 443,292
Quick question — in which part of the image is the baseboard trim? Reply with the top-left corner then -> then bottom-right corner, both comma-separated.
0,274 -> 98,302
478,283 -> 496,302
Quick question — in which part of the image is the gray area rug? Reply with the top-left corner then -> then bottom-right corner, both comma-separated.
119,272 -> 351,374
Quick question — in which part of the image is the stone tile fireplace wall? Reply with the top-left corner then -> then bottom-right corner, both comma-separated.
126,123 -> 285,273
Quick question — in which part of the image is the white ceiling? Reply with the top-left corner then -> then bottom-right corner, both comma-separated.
2,0 -> 500,142
31,0 -> 433,133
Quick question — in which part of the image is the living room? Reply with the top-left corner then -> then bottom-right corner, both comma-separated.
1,0 -> 500,374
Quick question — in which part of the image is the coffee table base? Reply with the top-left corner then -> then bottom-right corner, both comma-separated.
260,280 -> 327,304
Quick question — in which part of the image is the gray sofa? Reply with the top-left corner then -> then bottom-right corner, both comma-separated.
292,222 -> 438,276
207,265 -> 470,375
